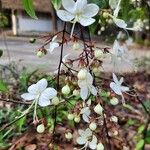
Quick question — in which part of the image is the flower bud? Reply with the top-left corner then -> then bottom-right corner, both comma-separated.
94,49 -> 103,59
74,116 -> 80,123
108,19 -> 113,24
65,132 -> 73,140
29,38 -> 36,43
97,143 -> 104,150
77,69 -> 87,80
67,114 -> 74,120
110,116 -> 118,123
94,104 -> 103,115
73,89 -> 80,97
101,27 -> 105,31
92,67 -> 101,76
52,96 -> 60,105
98,30 -> 101,35
36,124 -> 45,133
73,42 -> 80,50
89,122 -> 97,131
61,85 -> 71,95
37,51 -> 44,58
110,97 -> 119,106
103,12 -> 109,18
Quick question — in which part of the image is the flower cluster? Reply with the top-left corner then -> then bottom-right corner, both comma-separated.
19,0 -> 139,149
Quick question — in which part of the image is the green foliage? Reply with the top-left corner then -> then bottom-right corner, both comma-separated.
22,0 -> 38,19
51,0 -> 62,10
135,139 -> 145,150
0,13 -> 8,28
138,125 -> 145,134
89,0 -> 108,8
145,130 -> 150,144
127,119 -> 136,126
128,8 -> 146,21
0,80 -> 8,92
19,70 -> 38,92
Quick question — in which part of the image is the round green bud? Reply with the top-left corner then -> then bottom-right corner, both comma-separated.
36,124 -> 45,133
52,96 -> 60,105
61,85 -> 71,95
89,122 -> 97,131
97,143 -> 104,150
67,114 -> 74,120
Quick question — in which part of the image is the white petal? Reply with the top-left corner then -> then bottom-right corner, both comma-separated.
21,93 -> 35,101
83,4 -> 99,17
38,88 -> 57,107
79,17 -> 95,26
28,84 -> 39,95
121,86 -> 129,92
62,53 -> 70,62
78,80 -> 87,89
113,0 -> 122,17
80,107 -> 90,115
52,35 -> 57,41
62,0 -> 75,13
57,10 -> 74,22
82,114 -> 90,123
76,137 -> 87,145
84,128 -> 92,137
49,42 -> 59,54
110,82 -> 122,95
78,129 -> 84,136
37,78 -> 48,93
80,86 -> 89,100
89,85 -> 97,96
86,72 -> 93,85
89,135 -> 97,149
75,0 -> 87,12
119,77 -> 124,84
112,73 -> 120,85
113,18 -> 127,29
38,98 -> 51,107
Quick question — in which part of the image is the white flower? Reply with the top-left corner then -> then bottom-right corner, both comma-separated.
47,35 -> 59,54
109,39 -> 134,72
109,0 -> 139,31
80,107 -> 91,123
57,0 -> 99,36
77,128 -> 97,149
110,73 -> 129,103
78,69 -> 97,100
21,78 -> 57,107
21,79 -> 57,122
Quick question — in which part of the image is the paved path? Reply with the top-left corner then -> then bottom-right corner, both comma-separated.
0,37 -> 150,73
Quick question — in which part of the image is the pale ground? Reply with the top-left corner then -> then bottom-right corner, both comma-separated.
0,36 -> 150,74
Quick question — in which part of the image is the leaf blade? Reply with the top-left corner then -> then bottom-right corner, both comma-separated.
22,0 -> 38,19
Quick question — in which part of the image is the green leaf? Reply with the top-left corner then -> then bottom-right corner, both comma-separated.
135,139 -> 145,150
51,0 -> 62,10
22,0 -> 38,19
0,80 -> 8,92
138,125 -> 145,134
0,49 -> 3,57
15,116 -> 26,132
